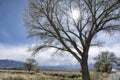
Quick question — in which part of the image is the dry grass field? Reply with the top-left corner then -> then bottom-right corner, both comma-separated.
0,70 -> 82,80
0,70 -> 108,80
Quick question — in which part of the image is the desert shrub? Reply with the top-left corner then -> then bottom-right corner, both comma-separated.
90,71 -> 101,80
3,76 -> 25,80
42,71 -> 81,78
94,61 -> 112,73
65,73 -> 81,78
90,71 -> 109,80
34,67 -> 40,73
100,62 -> 112,73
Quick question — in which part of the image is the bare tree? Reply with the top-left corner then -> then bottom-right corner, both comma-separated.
24,58 -> 38,71
24,0 -> 120,80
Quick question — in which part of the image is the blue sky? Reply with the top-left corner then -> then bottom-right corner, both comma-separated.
0,0 -> 120,66
0,0 -> 28,45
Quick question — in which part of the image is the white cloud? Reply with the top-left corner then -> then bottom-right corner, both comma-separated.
0,42 -> 120,66
0,43 -> 78,66
35,48 -> 79,66
0,43 -> 31,62
88,43 -> 120,64
87,32 -> 120,64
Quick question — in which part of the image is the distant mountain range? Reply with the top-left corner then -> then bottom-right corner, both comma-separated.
0,59 -> 95,70
0,59 -> 24,69
0,59 -> 81,70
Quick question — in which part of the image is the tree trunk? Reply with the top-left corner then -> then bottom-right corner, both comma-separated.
81,58 -> 91,80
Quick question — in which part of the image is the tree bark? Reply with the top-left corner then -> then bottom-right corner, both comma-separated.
81,57 -> 91,80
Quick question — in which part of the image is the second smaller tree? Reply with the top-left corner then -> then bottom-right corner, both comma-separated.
24,58 -> 38,71
94,51 -> 118,73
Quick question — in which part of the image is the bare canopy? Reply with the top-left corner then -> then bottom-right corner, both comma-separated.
25,0 -> 120,80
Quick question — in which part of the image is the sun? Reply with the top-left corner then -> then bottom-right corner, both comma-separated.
71,9 -> 80,20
